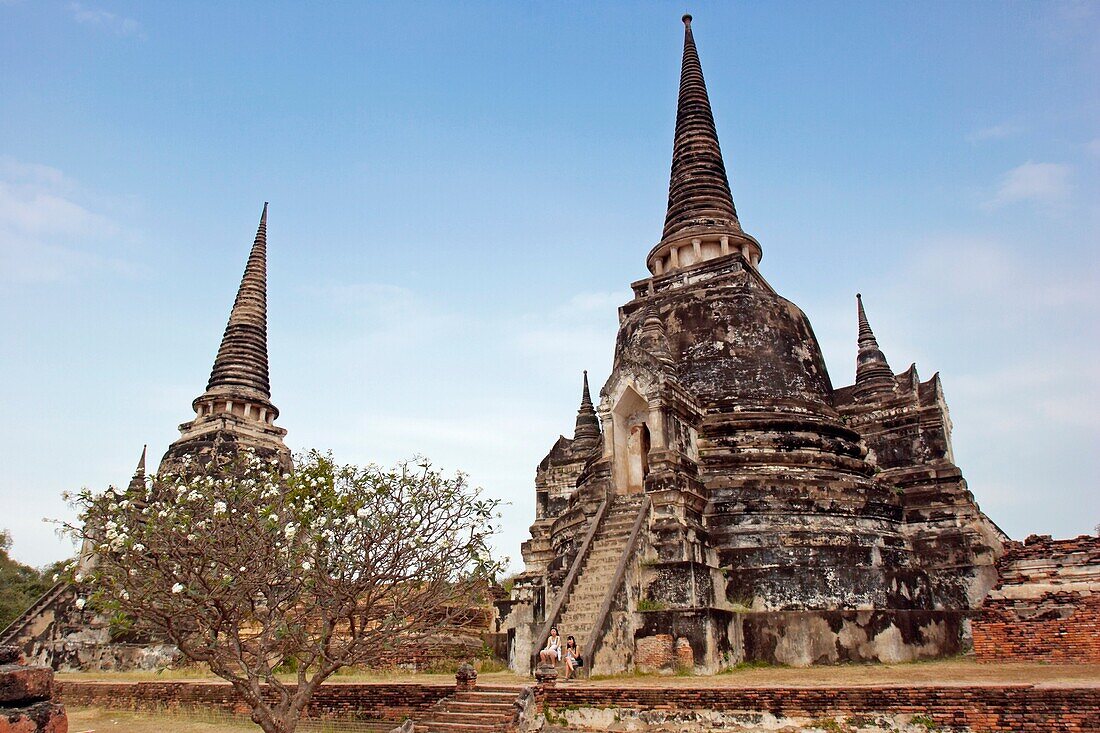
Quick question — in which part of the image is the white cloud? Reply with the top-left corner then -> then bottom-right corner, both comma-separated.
967,123 -> 1021,142
0,157 -> 137,283
68,2 -> 143,38
986,161 -> 1072,211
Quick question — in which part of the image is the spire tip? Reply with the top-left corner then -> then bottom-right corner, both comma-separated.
682,13 -> 692,26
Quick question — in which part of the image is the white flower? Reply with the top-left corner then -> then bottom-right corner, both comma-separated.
284,524 -> 297,539
213,501 -> 227,515
120,591 -> 129,600
75,598 -> 86,610
74,572 -> 85,583
302,561 -> 312,571
171,583 -> 185,594
356,507 -> 369,519
52,573 -> 59,582
239,566 -> 247,572
133,543 -> 145,552
268,513 -> 279,523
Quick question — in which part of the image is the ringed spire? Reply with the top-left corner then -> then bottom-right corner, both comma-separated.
647,15 -> 762,276
854,293 -> 896,398
573,370 -> 601,448
203,202 -> 272,402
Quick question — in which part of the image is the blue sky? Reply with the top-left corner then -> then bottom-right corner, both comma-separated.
1,1 -> 1098,569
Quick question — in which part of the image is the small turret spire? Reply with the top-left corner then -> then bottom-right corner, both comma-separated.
573,370 -> 601,448
854,294 -> 895,398
134,444 -> 147,477
128,444 -> 147,490
205,202 -> 272,401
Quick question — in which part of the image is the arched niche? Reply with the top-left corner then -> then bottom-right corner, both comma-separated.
611,386 -> 653,495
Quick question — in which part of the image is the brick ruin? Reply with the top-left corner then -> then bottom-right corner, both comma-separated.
501,15 -> 1024,674
972,533 -> 1100,663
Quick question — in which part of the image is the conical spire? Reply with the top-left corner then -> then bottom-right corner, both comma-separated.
134,444 -> 146,477
128,445 -> 147,490
204,203 -> 272,400
573,371 -> 601,448
854,294 -> 895,398
662,14 -> 740,242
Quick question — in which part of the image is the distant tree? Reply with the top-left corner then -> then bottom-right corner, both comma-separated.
65,450 -> 503,733
0,530 -> 55,631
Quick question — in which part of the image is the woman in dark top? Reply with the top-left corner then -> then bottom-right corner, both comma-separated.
563,635 -> 580,680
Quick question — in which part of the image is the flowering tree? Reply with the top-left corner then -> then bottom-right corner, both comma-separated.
64,449 -> 503,733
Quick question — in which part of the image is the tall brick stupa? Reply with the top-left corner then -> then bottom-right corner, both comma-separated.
502,16 -> 1005,674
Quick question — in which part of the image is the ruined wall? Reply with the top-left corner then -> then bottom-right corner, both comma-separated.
973,534 -> 1100,664
2,583 -> 181,672
834,367 -> 1004,611
58,680 -> 452,722
538,685 -> 1100,732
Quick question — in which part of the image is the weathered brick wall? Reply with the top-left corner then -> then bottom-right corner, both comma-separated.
540,686 -> 1100,732
57,680 -> 453,722
973,534 -> 1100,664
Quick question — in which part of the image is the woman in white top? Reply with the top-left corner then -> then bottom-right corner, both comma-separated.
538,627 -> 562,665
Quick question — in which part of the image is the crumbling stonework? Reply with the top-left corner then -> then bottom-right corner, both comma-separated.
537,685 -> 1100,732
972,534 -> 1100,663
0,646 -> 67,733
504,16 -> 1006,674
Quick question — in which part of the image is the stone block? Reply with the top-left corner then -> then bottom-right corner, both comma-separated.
454,662 -> 477,691
0,667 -> 52,706
0,701 -> 67,733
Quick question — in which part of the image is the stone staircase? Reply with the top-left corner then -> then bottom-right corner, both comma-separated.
414,688 -> 521,732
555,494 -> 645,657
0,582 -> 71,648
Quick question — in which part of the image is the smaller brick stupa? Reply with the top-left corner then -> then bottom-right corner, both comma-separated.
0,204 -> 290,670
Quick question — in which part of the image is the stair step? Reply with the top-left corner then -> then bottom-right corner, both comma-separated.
451,692 -> 519,700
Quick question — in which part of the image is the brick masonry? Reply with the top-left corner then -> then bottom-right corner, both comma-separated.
973,534 -> 1100,664
56,680 -> 1100,732
57,680 -> 455,722
540,686 -> 1100,732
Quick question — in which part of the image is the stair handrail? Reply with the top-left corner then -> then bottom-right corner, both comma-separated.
0,580 -> 67,644
581,494 -> 651,671
530,498 -> 609,670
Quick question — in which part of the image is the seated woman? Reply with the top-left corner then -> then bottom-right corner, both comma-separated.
538,627 -> 562,666
563,635 -> 580,680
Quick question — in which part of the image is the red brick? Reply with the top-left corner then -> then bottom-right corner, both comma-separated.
0,667 -> 53,706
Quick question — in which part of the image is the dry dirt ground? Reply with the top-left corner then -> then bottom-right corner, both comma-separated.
68,708 -> 257,733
